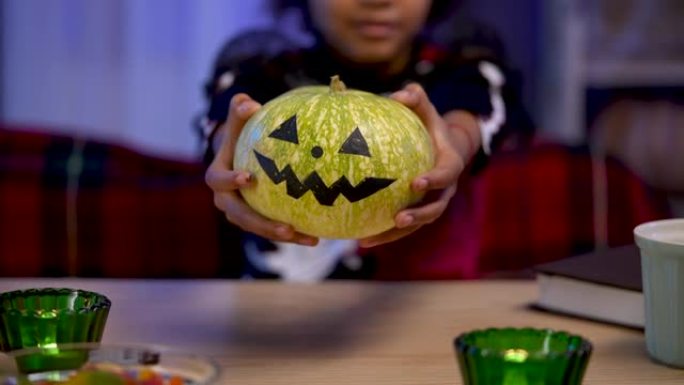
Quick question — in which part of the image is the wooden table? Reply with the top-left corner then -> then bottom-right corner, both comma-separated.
0,279 -> 682,384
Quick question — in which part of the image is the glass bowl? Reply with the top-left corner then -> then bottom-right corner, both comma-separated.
454,327 -> 593,385
1,342 -> 219,385
0,288 -> 111,352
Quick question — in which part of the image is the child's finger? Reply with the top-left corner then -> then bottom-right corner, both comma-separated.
222,194 -> 295,241
214,94 -> 261,167
396,184 -> 457,227
413,149 -> 462,191
205,168 -> 252,192
358,225 -> 421,248
413,163 -> 461,191
391,83 -> 442,131
221,193 -> 319,245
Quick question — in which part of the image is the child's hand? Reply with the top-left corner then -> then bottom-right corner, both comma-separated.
205,93 -> 319,246
359,83 -> 479,248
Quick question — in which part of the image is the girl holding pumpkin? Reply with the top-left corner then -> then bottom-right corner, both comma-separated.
203,0 -> 533,280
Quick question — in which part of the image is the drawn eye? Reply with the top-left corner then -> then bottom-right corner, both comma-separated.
338,127 -> 370,157
268,115 -> 298,144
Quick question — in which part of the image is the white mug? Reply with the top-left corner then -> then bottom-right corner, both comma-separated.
634,218 -> 684,368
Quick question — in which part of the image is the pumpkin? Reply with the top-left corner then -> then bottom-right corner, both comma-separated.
233,76 -> 434,239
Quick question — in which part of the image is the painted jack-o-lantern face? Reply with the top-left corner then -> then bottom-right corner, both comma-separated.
233,76 -> 433,239
254,114 -> 395,206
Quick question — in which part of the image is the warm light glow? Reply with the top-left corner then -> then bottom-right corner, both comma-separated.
504,348 -> 529,363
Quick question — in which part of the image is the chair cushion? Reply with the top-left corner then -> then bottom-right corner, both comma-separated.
0,126 -> 223,278
367,142 -> 671,280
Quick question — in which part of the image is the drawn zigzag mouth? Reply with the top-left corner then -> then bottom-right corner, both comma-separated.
254,150 -> 395,206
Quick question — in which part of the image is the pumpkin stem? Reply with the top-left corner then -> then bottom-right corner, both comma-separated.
330,75 -> 347,93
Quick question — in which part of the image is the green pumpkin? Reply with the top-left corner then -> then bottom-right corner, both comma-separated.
234,76 -> 434,239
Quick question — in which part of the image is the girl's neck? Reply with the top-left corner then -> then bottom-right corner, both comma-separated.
320,42 -> 415,80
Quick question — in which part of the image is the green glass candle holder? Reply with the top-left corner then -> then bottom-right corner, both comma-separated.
0,288 -> 111,352
454,327 -> 592,385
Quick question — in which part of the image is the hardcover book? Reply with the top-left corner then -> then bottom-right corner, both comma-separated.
534,245 -> 644,329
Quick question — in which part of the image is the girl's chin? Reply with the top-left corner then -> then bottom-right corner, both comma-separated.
347,46 -> 404,66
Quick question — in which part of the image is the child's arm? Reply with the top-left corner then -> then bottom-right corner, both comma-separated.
358,83 -> 479,248
204,93 -> 319,246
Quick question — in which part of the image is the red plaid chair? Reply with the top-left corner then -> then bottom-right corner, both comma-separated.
368,142 -> 671,280
0,126 -> 229,278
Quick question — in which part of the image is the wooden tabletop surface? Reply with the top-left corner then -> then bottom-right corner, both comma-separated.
0,278 -> 682,384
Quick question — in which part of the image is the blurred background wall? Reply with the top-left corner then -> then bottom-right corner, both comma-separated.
1,0 -> 546,161
1,0 -> 272,160
1,0 -> 682,163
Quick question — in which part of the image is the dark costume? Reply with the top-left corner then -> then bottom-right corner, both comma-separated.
202,29 -> 534,280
